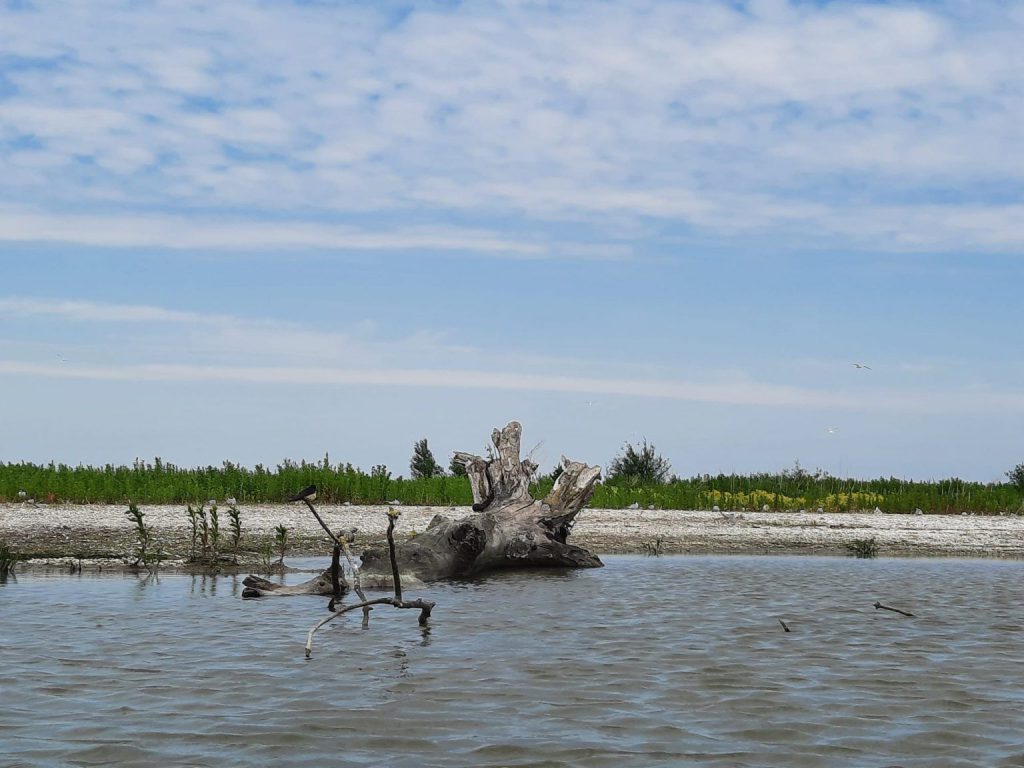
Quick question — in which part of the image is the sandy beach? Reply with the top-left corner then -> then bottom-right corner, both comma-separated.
3,502 -> 1024,569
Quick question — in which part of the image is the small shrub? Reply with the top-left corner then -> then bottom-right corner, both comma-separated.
258,540 -> 274,573
208,503 -> 221,563
198,505 -> 210,559
1,539 -> 20,577
846,537 -> 879,558
186,502 -> 228,569
640,535 -> 665,556
608,440 -> 671,485
125,502 -> 157,570
274,524 -> 289,565
186,504 -> 201,561
227,504 -> 242,563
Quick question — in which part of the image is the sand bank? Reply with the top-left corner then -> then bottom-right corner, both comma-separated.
2,503 -> 1023,569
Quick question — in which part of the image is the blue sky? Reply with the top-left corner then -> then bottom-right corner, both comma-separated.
1,0 -> 1022,481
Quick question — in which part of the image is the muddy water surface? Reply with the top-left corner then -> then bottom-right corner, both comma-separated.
2,555 -> 1023,767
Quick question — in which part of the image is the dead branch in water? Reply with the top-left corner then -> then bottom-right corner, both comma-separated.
328,544 -> 342,608
304,507 -> 435,659
241,488 -> 352,598
873,601 -> 914,617
299,489 -> 404,630
779,619 -> 791,632
386,508 -> 403,601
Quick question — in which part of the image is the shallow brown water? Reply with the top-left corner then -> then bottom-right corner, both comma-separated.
2,555 -> 1023,767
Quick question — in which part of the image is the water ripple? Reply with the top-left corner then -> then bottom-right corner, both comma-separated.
2,555 -> 1023,767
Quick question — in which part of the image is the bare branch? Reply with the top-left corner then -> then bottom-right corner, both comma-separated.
874,601 -> 914,617
302,509 -> 434,658
304,596 -> 436,658
386,508 -> 403,602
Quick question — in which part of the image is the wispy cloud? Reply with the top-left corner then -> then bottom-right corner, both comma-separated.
5,295 -> 1018,410
2,359 -> 1021,415
0,296 -> 466,368
0,296 -> 217,324
7,295 -> 1018,415
1,294 -> 674,380
0,210 -> 561,256
1,1 -> 1021,252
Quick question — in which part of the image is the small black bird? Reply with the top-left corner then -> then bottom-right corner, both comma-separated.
289,485 -> 317,502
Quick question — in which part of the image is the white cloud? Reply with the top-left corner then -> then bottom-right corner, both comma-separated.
0,209 -> 556,255
0,1 -> 1020,252
0,296 -> 442,368
0,294 -> 1016,414
0,296 -> 215,324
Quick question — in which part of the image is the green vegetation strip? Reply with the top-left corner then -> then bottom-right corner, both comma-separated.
2,457 -> 1022,514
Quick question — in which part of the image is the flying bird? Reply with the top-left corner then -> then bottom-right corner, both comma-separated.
825,427 -> 839,434
288,485 -> 317,502
851,363 -> 872,370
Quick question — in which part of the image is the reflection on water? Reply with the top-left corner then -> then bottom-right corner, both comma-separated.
2,556 -> 1024,767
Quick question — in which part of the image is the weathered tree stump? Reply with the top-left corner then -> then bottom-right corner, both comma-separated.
360,421 -> 603,581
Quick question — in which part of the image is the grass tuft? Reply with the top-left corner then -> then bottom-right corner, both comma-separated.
846,537 -> 880,558
1,539 -> 20,577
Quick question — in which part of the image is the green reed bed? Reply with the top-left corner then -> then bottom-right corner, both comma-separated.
594,472 -> 1023,515
0,457 -> 476,507
1,458 -> 1021,514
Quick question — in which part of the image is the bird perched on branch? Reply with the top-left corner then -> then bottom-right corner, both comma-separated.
288,485 -> 317,502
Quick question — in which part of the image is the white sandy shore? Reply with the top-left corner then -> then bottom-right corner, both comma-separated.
3,502 -> 1023,564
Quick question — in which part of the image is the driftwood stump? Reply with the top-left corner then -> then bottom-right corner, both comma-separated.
360,421 -> 603,581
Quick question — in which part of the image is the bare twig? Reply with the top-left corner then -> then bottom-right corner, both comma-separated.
304,596 -> 435,658
328,544 -> 342,610
303,509 -> 435,658
339,530 -> 371,627
301,498 -> 340,547
296,493 -> 371,620
386,508 -> 402,601
874,601 -> 914,617
779,619 -> 791,632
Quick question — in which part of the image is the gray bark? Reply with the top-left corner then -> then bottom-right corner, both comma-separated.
241,570 -> 341,598
360,421 -> 603,581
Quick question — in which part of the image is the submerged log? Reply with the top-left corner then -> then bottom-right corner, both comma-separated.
241,571 -> 338,598
242,495 -> 354,599
360,421 -> 603,581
